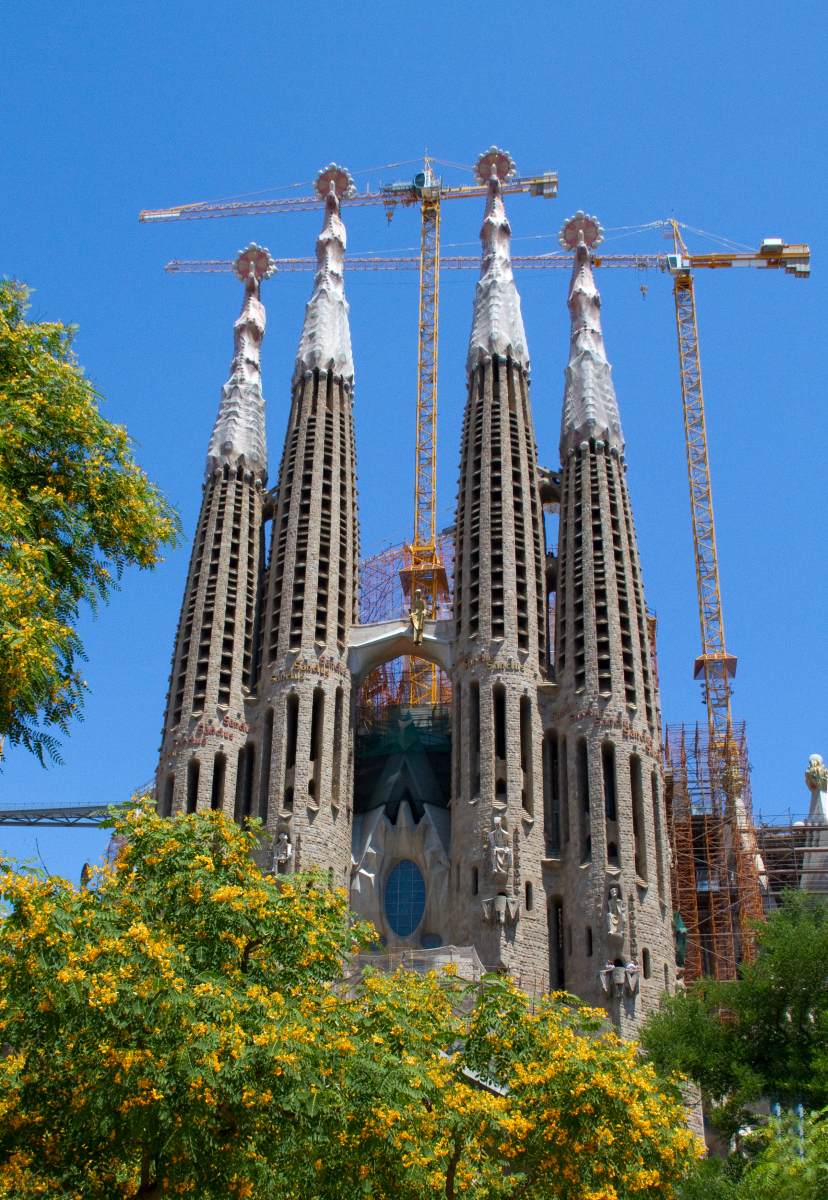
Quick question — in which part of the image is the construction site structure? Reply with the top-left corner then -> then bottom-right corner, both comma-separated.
664,723 -> 766,983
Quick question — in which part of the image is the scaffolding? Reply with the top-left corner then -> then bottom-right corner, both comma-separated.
358,532 -> 454,726
665,722 -> 765,983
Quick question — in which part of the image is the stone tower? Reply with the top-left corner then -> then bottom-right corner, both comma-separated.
254,165 -> 359,887
156,244 -> 274,818
154,155 -> 677,1034
542,212 -> 674,1033
450,149 -> 549,983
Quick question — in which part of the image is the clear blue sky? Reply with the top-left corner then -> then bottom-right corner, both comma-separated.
1,0 -> 825,880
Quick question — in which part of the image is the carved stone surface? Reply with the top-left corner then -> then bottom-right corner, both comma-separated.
206,247 -> 270,479
293,175 -> 354,384
560,223 -> 624,457
606,885 -> 626,940
486,815 -> 512,877
806,752 -> 828,794
466,170 -> 528,376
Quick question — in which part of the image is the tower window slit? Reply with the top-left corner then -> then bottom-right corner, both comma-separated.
544,730 -> 560,853
186,758 -> 199,814
493,683 -> 507,762
651,769 -> 666,899
469,681 -> 481,796
161,774 -> 174,818
577,737 -> 591,863
332,687 -> 343,809
285,693 -> 299,771
309,687 -> 324,800
549,897 -> 565,988
211,752 -> 227,811
559,734 -> 570,846
519,694 -> 533,815
258,709 -> 273,822
631,754 -> 648,881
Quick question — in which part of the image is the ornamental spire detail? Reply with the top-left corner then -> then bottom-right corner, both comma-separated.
559,211 -> 624,457
467,147 -> 529,376
206,243 -> 273,480
294,163 -> 355,386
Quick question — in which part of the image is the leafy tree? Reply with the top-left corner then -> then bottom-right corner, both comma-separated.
0,803 -> 701,1199
640,892 -> 828,1134
676,1109 -> 828,1200
0,280 -> 179,762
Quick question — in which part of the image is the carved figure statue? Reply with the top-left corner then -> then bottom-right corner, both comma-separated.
272,832 -> 293,871
487,815 -> 512,877
409,588 -> 428,645
606,885 -> 625,939
806,753 -> 828,794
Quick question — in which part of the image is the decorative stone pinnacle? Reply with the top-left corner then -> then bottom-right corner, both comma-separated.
466,160 -> 529,376
559,211 -> 604,251
314,163 -> 356,201
233,243 -> 276,284
560,214 -> 624,457
474,146 -> 517,185
294,165 -> 354,384
206,254 -> 268,479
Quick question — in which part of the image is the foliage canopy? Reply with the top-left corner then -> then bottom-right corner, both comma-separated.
0,803 -> 700,1199
640,892 -> 828,1134
0,280 -> 179,762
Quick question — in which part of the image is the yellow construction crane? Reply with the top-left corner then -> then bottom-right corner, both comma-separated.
141,150 -> 558,708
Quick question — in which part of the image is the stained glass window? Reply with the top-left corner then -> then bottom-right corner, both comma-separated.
384,859 -> 426,937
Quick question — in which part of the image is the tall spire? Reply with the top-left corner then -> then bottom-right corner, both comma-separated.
294,163 -> 355,385
559,211 -> 624,457
206,243 -> 273,480
467,146 -> 529,376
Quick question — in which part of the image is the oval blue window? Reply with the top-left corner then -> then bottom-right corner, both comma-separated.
384,860 -> 426,937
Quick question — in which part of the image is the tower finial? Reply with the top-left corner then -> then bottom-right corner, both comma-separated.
559,210 -> 623,456
205,243 -> 271,480
293,163 -> 355,384
466,146 -> 528,376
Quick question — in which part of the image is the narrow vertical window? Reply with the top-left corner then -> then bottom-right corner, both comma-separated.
186,759 -> 199,814
161,775 -> 174,818
332,688 -> 344,809
651,769 -> 666,900
577,738 -> 591,864
519,695 -> 533,815
559,734 -> 570,846
525,881 -> 534,911
543,730 -> 560,853
631,754 -> 648,881
309,688 -> 324,801
243,745 -> 256,819
258,709 -> 274,821
602,742 -> 617,822
586,926 -> 593,957
493,683 -> 507,761
472,867 -> 479,896
469,681 -> 480,796
643,948 -> 652,979
211,752 -> 226,812
285,693 -> 299,770
549,897 -> 565,988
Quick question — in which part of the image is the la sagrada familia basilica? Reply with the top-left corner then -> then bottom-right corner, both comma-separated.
154,148 -> 676,1035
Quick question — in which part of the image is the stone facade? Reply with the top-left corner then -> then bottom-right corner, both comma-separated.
155,160 -> 676,1033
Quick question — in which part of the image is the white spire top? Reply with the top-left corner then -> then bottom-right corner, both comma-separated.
560,211 -> 624,456
206,243 -> 273,480
466,146 -> 529,377
293,163 -> 355,386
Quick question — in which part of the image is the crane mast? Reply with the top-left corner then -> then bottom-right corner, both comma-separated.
403,168 -> 447,706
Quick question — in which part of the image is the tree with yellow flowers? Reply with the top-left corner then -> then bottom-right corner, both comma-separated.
0,804 -> 701,1198
0,280 -> 179,763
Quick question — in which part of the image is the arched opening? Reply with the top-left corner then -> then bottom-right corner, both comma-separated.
160,774 -> 174,818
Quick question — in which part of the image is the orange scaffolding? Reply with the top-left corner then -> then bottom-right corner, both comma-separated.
665,722 -> 765,983
358,533 -> 454,726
